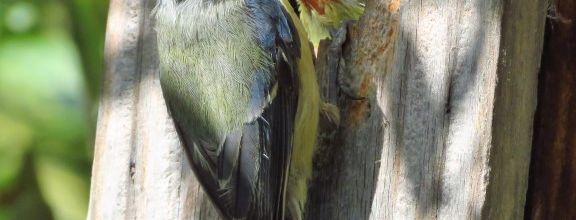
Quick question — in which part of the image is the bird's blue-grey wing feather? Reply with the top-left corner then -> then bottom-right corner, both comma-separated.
162,0 -> 301,219
244,1 -> 301,219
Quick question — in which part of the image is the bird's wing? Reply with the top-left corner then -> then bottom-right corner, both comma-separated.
243,2 -> 302,219
160,1 -> 301,219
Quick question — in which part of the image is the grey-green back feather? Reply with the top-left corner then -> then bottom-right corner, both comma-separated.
155,0 -> 300,219
156,0 -> 272,143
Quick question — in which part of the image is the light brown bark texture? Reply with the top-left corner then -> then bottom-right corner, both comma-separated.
88,0 -> 545,219
525,0 -> 576,219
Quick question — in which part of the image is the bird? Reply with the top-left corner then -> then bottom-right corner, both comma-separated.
154,0 -> 320,219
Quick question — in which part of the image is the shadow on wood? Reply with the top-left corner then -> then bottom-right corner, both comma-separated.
88,0 -> 547,219
88,0 -> 221,218
525,1 -> 576,219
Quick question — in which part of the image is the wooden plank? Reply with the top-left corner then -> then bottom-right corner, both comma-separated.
525,1 -> 576,219
87,0 -> 220,219
89,0 -> 546,219
307,0 -> 545,219
484,0 -> 547,219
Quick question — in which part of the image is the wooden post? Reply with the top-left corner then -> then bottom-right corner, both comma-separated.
525,1 -> 576,219
87,0 -> 220,219
88,0 -> 546,219
307,0 -> 546,219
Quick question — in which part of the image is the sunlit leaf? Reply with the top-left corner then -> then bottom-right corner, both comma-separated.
0,113 -> 32,189
35,156 -> 88,220
0,32 -> 91,219
0,206 -> 10,220
0,34 -> 89,159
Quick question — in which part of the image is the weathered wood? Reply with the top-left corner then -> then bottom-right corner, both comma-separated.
88,0 -> 220,219
484,0 -> 547,219
89,0 -> 546,219
307,0 -> 545,219
525,1 -> 576,219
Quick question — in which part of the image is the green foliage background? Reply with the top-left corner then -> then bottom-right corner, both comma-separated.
0,0 -> 108,219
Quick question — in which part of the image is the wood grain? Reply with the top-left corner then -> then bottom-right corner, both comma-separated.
88,0 -> 220,219
307,0 -> 545,219
484,0 -> 547,219
89,0 -> 546,219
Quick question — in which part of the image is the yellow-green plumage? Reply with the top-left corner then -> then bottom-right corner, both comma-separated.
280,0 -> 320,218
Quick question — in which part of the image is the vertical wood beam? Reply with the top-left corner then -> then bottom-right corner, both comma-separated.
307,0 -> 545,219
88,0 -> 220,219
484,0 -> 547,219
525,1 -> 576,219
89,0 -> 546,219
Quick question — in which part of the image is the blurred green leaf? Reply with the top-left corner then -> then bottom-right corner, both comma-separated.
0,0 -> 107,218
2,175 -> 53,220
66,0 -> 108,100
5,2 -> 37,33
0,31 -> 90,220
35,156 -> 88,220
0,33 -> 88,153
0,113 -> 32,189
0,206 -> 10,220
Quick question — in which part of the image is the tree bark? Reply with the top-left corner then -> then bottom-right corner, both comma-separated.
88,0 -> 546,219
525,1 -> 576,219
